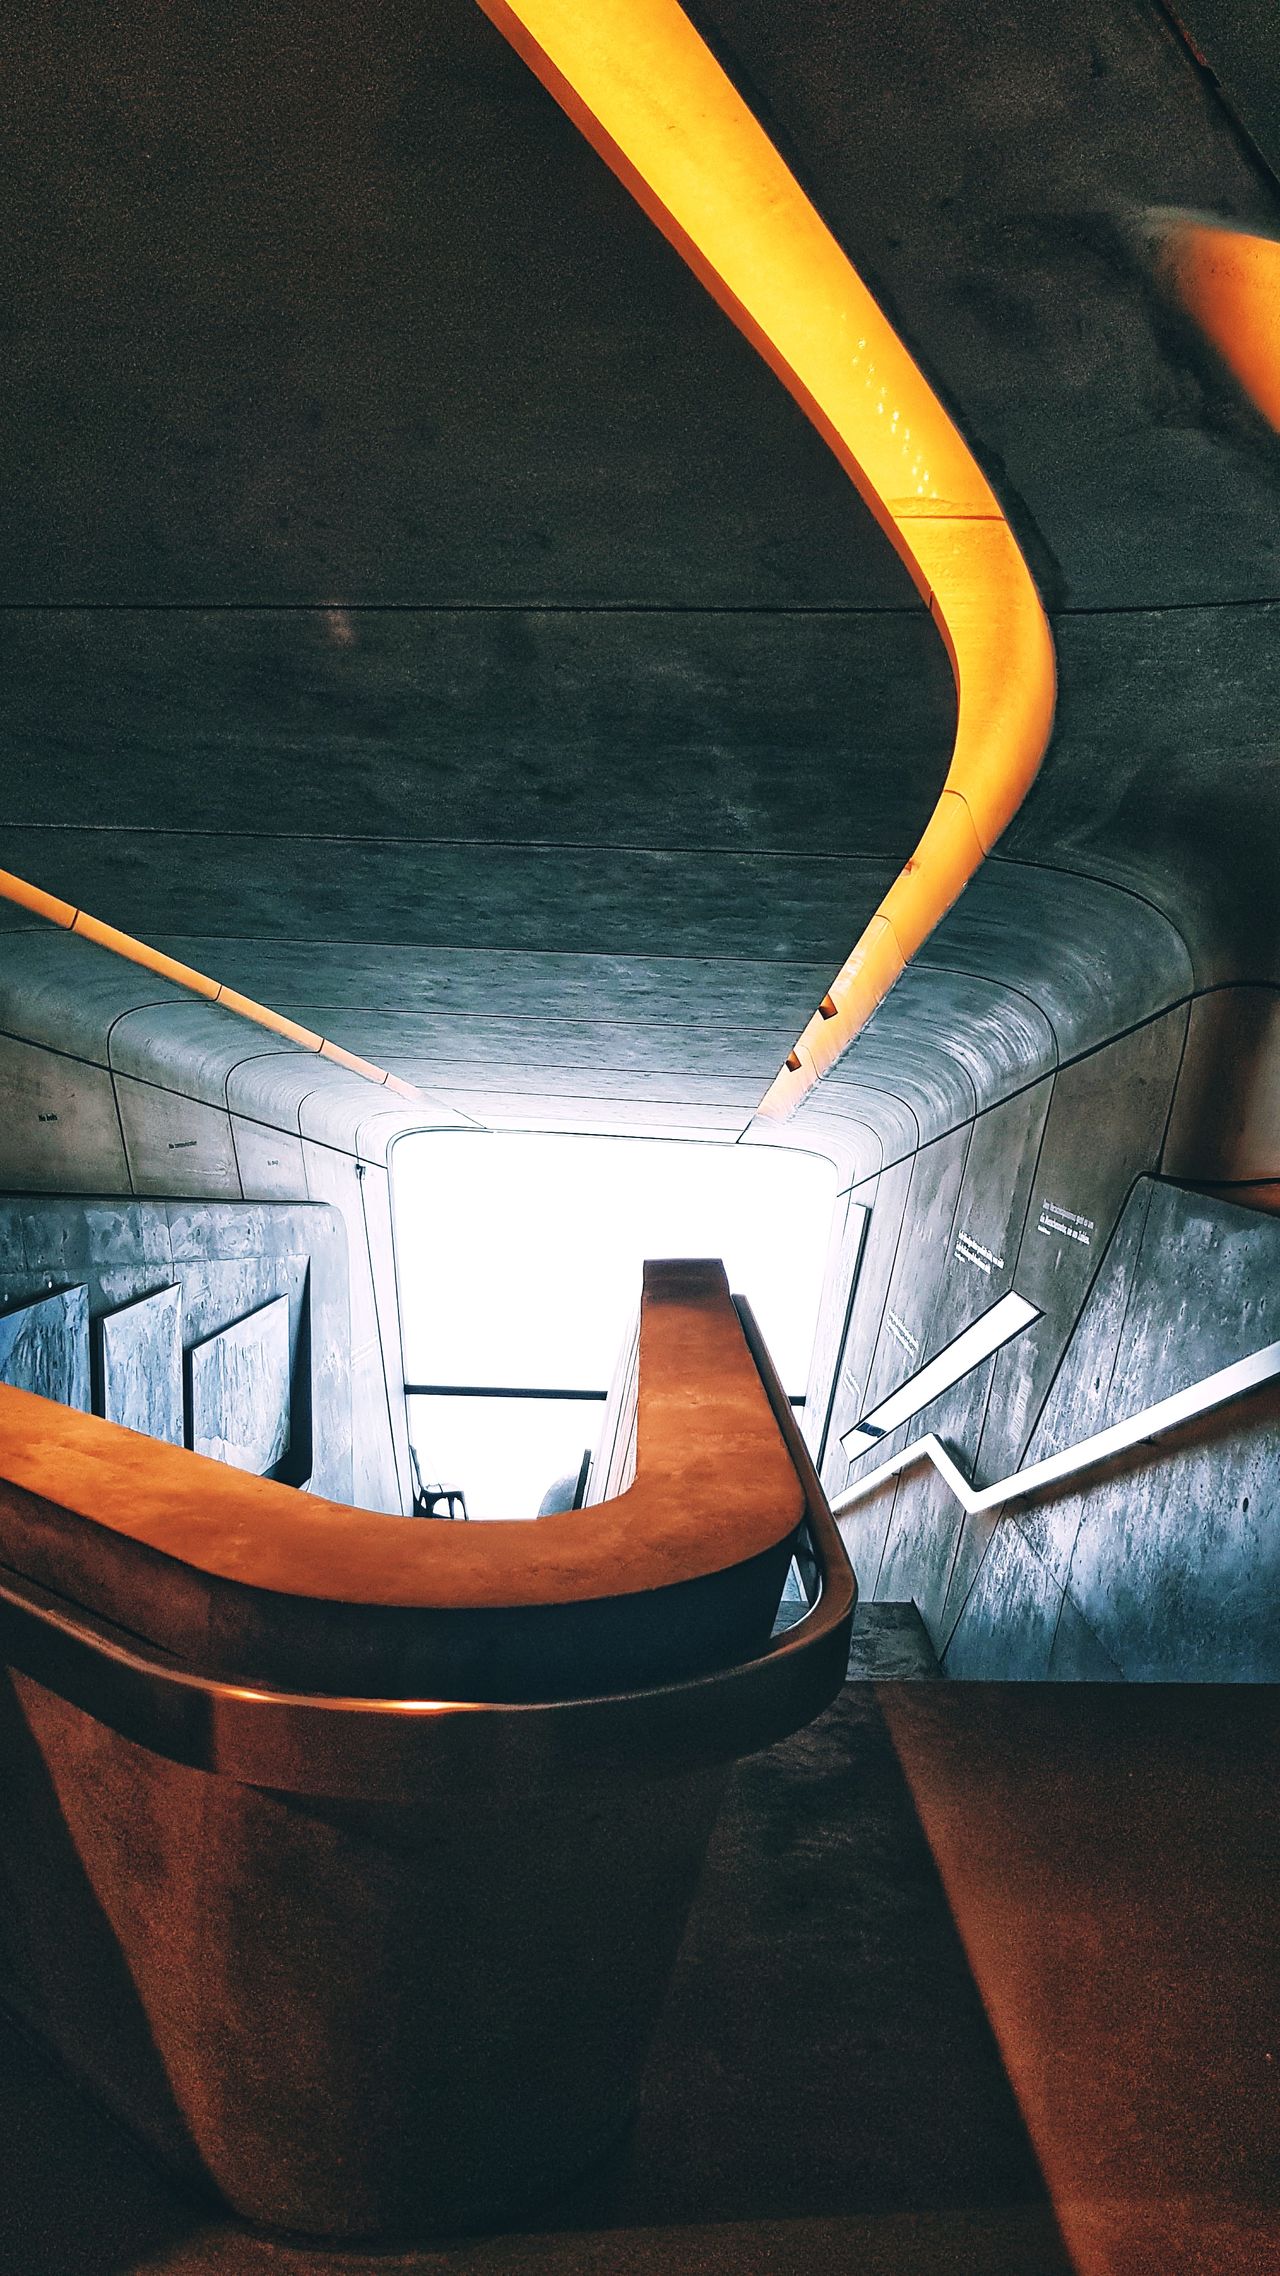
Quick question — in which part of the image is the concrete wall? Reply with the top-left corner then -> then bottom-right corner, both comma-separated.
0,1193 -> 353,1499
0,922 -> 465,1512
805,987 -> 1280,1680
6,903 -> 1278,1615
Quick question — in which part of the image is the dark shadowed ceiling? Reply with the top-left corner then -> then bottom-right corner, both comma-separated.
2,0 -> 1278,1172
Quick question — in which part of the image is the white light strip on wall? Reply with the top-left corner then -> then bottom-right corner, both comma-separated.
832,1337 -> 1280,1521
840,1291 -> 1040,1458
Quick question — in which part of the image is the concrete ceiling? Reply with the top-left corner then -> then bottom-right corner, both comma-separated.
2,0 -> 1278,1172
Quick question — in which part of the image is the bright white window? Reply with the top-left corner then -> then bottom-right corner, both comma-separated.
840,1289 -> 1040,1457
392,1131 -> 836,1520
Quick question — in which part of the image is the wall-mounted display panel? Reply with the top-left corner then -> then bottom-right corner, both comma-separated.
188,1295 -> 291,1475
0,1196 -> 341,1499
0,1286 -> 90,1411
97,1284 -> 183,1444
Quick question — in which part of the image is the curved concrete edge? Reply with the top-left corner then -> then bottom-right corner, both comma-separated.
0,862 -> 446,1108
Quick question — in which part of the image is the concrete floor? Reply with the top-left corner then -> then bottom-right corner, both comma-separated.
0,1682 -> 1067,2276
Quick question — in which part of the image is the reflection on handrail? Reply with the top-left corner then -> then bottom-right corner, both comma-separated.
0,1261 -> 801,1614
831,1337 -> 1280,1522
478,0 -> 1056,1118
0,1274 -> 854,2241
0,1265 -> 801,1638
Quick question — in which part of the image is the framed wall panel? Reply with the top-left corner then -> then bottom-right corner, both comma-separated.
0,1196 -> 340,1497
0,1287 -> 90,1411
188,1295 -> 291,1475
96,1284 -> 183,1444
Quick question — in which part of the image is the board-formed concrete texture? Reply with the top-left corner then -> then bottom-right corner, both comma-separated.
834,1169 -> 1280,1680
187,1296 -> 292,1476
97,1285 -> 183,1446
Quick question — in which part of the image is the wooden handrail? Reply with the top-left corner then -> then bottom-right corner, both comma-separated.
0,1283 -> 853,1799
0,1260 -> 804,1613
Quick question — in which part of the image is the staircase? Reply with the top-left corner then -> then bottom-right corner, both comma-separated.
845,1599 -> 942,1681
0,1669 -> 1273,2275
776,1592 -> 942,1681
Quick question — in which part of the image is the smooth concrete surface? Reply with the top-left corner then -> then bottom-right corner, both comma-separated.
971,1010 -> 1189,1488
859,1128 -> 972,1421
1163,987 -> 1280,1187
0,1686 -> 1068,2275
0,927 -> 423,1513
0,1029 -> 131,1194
812,1160 -> 913,1475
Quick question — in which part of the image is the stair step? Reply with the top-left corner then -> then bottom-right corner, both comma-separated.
846,1601 -> 943,1682
772,1596 -> 943,1679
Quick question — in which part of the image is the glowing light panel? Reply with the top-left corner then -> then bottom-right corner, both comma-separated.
1162,221 -> 1280,431
840,1290 -> 1039,1458
833,1338 -> 1280,1521
479,0 -> 1056,1118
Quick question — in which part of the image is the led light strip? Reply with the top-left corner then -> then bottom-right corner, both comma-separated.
1158,220 -> 1280,432
479,0 -> 1056,1120
831,1337 -> 1280,1522
840,1290 -> 1039,1458
0,865 -> 427,1102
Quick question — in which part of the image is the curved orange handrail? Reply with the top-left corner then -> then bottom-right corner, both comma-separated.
478,0 -> 1056,1118
0,1262 -> 802,1613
